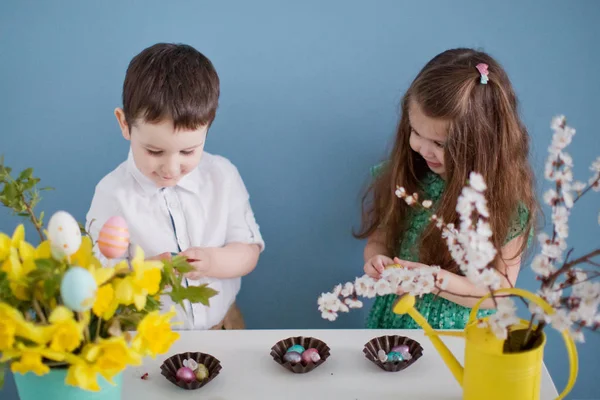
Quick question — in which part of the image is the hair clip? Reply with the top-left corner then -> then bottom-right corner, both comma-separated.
475,63 -> 489,84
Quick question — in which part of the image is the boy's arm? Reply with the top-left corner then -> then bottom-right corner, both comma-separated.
180,161 -> 264,280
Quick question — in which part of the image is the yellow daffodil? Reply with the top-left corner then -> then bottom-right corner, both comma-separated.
81,337 -> 141,382
0,303 -> 51,349
1,343 -> 65,376
65,360 -> 101,392
132,307 -> 179,357
113,248 -> 162,311
0,232 -> 12,261
92,284 -> 119,320
1,226 -> 53,300
71,236 -> 102,271
47,306 -> 84,353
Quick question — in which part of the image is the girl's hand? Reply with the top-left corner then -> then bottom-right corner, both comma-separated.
179,247 -> 213,280
364,254 -> 395,279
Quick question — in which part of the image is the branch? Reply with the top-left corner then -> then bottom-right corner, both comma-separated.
574,175 -> 600,203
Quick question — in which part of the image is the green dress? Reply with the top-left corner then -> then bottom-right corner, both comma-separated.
366,170 -> 531,330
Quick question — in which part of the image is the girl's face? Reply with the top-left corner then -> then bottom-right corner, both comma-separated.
408,100 -> 448,177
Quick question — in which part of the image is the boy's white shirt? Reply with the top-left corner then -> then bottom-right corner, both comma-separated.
86,150 -> 264,330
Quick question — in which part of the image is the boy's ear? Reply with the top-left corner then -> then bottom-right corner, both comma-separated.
114,108 -> 131,140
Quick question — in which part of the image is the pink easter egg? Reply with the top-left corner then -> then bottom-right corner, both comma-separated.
97,216 -> 130,259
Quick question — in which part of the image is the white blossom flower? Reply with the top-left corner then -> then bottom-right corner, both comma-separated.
528,303 -> 551,323
354,276 -> 376,297
374,279 -> 393,296
344,298 -> 363,309
338,302 -> 349,313
590,156 -> 600,173
550,309 -> 573,333
551,115 -> 566,131
321,309 -> 338,321
381,268 -> 402,289
488,298 -> 519,340
590,175 -> 600,192
571,181 -> 586,193
395,186 -> 406,198
404,196 -> 415,205
317,292 -> 341,312
539,286 -> 562,307
332,284 -> 342,297
476,220 -> 493,238
531,255 -> 555,278
422,200 -> 433,209
340,282 -> 354,297
477,268 -> 502,290
570,330 -> 585,343
469,172 -> 487,192
543,189 -> 559,206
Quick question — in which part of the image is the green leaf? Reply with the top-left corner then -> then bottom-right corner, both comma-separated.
169,285 -> 219,306
18,168 -> 33,181
144,295 -> 162,312
39,211 -> 45,225
43,275 -> 61,299
3,182 -> 17,199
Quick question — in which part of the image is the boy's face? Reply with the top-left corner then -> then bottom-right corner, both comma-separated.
115,108 -> 208,188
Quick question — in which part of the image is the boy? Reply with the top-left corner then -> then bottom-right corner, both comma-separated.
86,43 -> 264,330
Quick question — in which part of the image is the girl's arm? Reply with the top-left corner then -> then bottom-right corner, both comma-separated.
396,235 -> 525,309
364,229 -> 396,278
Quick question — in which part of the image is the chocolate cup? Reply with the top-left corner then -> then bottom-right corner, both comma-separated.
160,351 -> 222,390
270,336 -> 330,373
363,335 -> 423,372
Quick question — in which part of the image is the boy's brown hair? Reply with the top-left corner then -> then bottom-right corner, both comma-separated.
122,43 -> 220,130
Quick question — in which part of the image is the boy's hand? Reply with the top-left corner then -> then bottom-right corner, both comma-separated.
179,247 -> 213,280
364,254 -> 395,279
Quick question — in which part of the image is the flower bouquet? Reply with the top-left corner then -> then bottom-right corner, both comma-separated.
0,159 -> 217,398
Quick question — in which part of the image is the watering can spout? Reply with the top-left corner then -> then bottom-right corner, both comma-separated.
393,295 -> 465,386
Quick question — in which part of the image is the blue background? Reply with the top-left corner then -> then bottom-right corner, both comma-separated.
1,1 -> 599,398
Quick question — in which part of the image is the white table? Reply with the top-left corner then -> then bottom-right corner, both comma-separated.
124,329 -> 559,399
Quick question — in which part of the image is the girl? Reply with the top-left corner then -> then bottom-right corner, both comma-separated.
355,48 -> 538,330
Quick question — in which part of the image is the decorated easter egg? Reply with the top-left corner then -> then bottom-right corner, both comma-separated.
377,349 -> 388,362
391,345 -> 412,360
176,367 -> 196,383
97,216 -> 130,259
386,351 -> 404,362
60,266 -> 97,312
301,348 -> 321,364
48,211 -> 82,258
287,344 -> 305,354
282,351 -> 302,364
195,363 -> 209,381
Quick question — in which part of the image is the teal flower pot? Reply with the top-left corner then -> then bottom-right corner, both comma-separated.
13,368 -> 122,400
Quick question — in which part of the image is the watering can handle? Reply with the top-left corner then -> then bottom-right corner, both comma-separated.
468,287 -> 578,400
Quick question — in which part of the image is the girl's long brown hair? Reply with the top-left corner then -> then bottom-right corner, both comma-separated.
355,48 -> 538,273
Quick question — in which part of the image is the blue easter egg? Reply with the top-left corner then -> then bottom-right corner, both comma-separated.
386,351 -> 404,362
287,344 -> 305,354
60,266 -> 98,312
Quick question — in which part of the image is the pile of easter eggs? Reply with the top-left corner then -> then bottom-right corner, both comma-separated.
282,344 -> 321,365
176,359 -> 209,384
377,344 -> 413,363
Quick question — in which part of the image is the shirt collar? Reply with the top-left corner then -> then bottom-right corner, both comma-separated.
126,150 -> 202,196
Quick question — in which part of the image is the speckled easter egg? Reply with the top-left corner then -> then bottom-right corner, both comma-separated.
194,364 -> 209,381
301,348 -> 321,364
391,344 -> 412,360
48,211 -> 82,258
386,351 -> 404,362
60,266 -> 97,312
282,351 -> 302,364
287,344 -> 305,354
97,216 -> 130,259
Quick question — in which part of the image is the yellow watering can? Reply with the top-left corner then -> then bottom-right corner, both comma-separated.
393,287 -> 578,400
